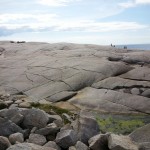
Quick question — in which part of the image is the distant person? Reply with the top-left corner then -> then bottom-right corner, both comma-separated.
111,43 -> 112,47
124,46 -> 127,49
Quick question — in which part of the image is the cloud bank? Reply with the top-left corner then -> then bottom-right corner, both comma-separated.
0,13 -> 148,36
37,0 -> 80,6
119,0 -> 150,8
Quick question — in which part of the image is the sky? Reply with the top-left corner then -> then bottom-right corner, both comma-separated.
0,0 -> 150,45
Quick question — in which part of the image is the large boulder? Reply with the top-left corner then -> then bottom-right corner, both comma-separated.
129,124 -> 150,143
0,108 -> 24,125
20,108 -> 49,129
71,115 -> 100,144
75,141 -> 89,150
7,143 -> 56,150
0,117 -> 24,137
0,136 -> 11,150
55,129 -> 77,149
89,133 -> 110,150
108,134 -> 138,150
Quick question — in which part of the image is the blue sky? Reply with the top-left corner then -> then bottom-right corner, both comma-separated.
0,0 -> 150,44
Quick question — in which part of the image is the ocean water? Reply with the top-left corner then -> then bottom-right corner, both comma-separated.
116,44 -> 150,51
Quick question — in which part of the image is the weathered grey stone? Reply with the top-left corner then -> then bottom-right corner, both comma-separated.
0,108 -> 23,125
69,87 -> 150,114
35,123 -> 59,136
46,91 -> 77,102
0,117 -> 24,137
71,116 -> 100,144
28,133 -> 47,146
141,89 -> 150,98
48,115 -> 63,124
92,77 -> 150,90
7,143 -> 56,150
20,108 -> 49,128
108,134 -> 138,150
5,101 -> 13,106
0,42 -> 150,115
55,129 -> 77,149
44,141 -> 61,150
131,88 -> 141,95
129,124 -> 150,143
75,141 -> 89,150
0,136 -> 11,150
60,123 -> 72,131
30,127 -> 38,133
120,67 -> 150,81
9,132 -> 24,144
15,100 -> 23,104
9,104 -> 18,109
139,142 -> 150,150
19,102 -> 31,108
69,146 -> 76,150
89,133 -> 110,150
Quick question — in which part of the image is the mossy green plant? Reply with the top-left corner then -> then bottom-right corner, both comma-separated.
31,102 -> 73,124
96,116 -> 145,135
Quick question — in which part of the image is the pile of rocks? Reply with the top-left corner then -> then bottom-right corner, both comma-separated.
0,103 -> 149,150
0,94 -> 33,110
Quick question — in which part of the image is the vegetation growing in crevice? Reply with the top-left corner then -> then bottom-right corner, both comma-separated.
96,116 -> 145,135
31,102 -> 73,124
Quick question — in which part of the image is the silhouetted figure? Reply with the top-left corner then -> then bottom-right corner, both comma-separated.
124,46 -> 127,49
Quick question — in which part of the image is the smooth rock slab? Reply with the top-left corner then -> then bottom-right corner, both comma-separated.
69,87 -> 150,114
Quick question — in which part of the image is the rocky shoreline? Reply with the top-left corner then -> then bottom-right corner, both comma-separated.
0,93 -> 149,150
0,41 -> 150,149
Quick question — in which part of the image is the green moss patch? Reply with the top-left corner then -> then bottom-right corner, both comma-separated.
31,102 -> 73,124
96,116 -> 145,135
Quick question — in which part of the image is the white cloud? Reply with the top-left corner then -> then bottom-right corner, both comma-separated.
37,0 -> 80,6
0,13 -> 148,35
119,0 -> 150,8
0,13 -> 57,23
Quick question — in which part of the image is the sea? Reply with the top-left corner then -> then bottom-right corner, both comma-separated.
116,44 -> 150,51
